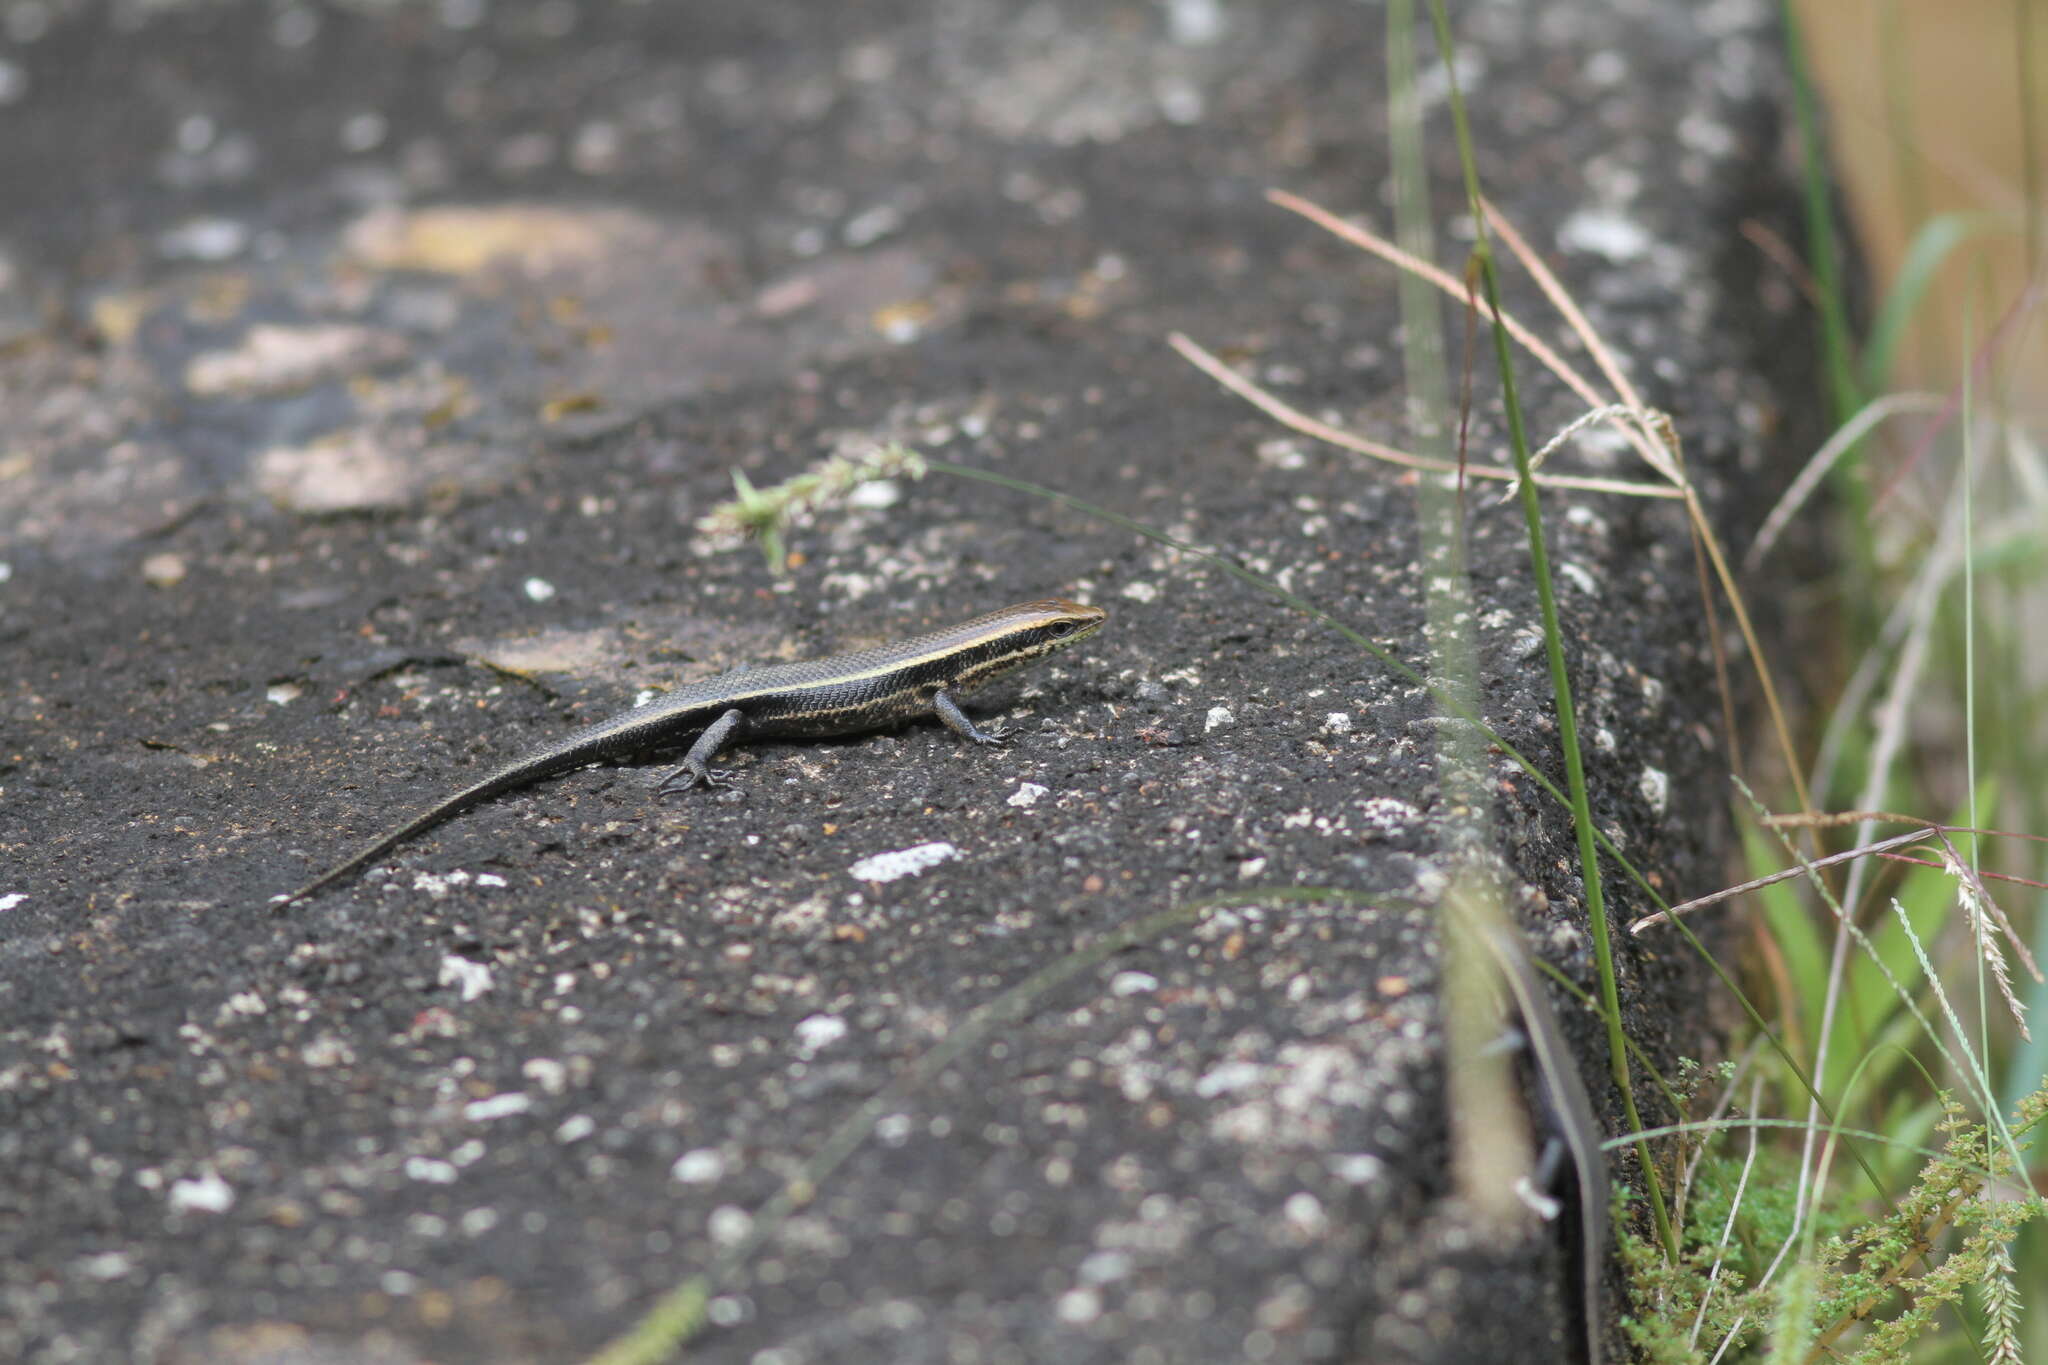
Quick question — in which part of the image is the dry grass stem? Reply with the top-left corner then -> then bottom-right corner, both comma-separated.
1168,333 -> 1681,498
1630,826 -> 1933,932
1746,393 -> 1948,570
1476,197 -> 1679,481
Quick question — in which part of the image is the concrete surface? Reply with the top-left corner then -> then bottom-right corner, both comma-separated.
0,1 -> 1824,1360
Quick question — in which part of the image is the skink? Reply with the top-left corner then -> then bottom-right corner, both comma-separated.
273,598 -> 1108,906
1478,923 -> 1610,1365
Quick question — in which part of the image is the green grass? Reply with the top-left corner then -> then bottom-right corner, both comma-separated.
1620,0 -> 2048,1356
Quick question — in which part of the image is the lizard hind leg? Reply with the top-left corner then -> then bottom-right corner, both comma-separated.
655,707 -> 748,796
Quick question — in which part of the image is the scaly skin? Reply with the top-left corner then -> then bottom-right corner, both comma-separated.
272,599 -> 1107,906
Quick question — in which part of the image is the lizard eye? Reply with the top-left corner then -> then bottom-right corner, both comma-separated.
1047,620 -> 1077,639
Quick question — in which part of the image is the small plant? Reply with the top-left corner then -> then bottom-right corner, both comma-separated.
1626,1086 -> 2046,1363
694,440 -> 929,573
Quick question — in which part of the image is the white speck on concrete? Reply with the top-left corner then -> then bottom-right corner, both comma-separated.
1007,782 -> 1049,808
1639,766 -> 1670,816
1330,1153 -> 1386,1185
1056,1286 -> 1102,1324
1195,1060 -> 1263,1098
878,312 -> 923,344
1411,859 -> 1450,902
340,110 -> 387,153
1412,50 -> 1485,110
405,1157 -> 458,1184
708,1205 -> 753,1245
412,869 -> 476,899
1283,1191 -> 1328,1235
168,1170 -> 235,1214
671,1149 -> 726,1184
847,841 -> 958,882
265,683 -> 301,706
272,7 -> 319,47
1679,110 -> 1739,159
76,1252 -> 132,1281
439,0 -> 485,30
186,322 -> 403,396
300,1035 -> 354,1068
555,1115 -> 596,1143
1557,562 -> 1598,596
1109,971 -> 1158,997
794,1014 -> 848,1057
1156,78 -> 1204,124
1558,209 -> 1652,263
1700,0 -> 1770,38
1357,797 -> 1420,835
1078,1249 -> 1133,1285
158,217 -> 249,262
1256,438 -> 1307,470
1166,0 -> 1226,44
1120,581 -> 1159,603
439,955 -> 494,1001
843,202 -> 903,246
1204,706 -> 1234,733
0,893 -> 26,912
1583,50 -> 1627,86
142,553 -> 187,588
522,1058 -> 567,1094
464,1093 -> 531,1122
846,479 -> 901,509
1320,712 -> 1352,735
523,577 -> 556,602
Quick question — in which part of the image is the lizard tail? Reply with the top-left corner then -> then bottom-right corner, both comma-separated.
269,756 -> 582,908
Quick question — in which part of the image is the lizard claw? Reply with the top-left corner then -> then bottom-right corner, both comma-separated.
657,765 -> 729,797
